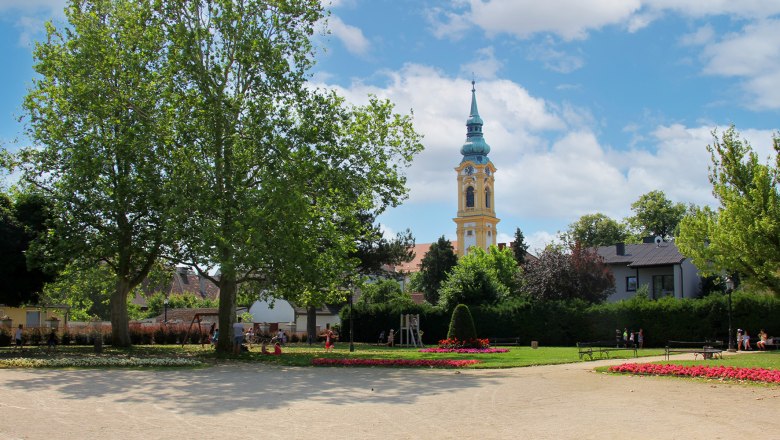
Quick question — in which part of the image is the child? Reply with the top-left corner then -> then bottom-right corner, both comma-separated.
46,329 -> 58,351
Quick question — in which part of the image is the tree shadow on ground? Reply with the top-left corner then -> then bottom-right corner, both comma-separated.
1,363 -> 506,415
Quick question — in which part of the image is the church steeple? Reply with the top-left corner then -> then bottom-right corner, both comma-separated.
454,81 -> 499,256
460,81 -> 491,164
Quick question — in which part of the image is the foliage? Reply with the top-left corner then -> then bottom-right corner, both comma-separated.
677,126 -> 780,295
357,279 -> 414,307
0,190 -> 54,306
437,246 -> 519,310
522,243 -> 613,303
447,304 -> 478,343
628,190 -> 686,239
352,211 -> 415,277
19,0 -> 176,347
417,236 -> 458,304
563,213 -> 630,247
144,292 -> 217,319
510,227 -> 529,264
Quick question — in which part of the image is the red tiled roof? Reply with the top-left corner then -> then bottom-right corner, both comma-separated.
391,241 -> 459,274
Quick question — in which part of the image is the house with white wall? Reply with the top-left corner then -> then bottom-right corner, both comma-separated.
597,241 -> 701,301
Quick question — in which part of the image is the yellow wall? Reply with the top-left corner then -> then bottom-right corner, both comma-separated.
0,306 -> 67,329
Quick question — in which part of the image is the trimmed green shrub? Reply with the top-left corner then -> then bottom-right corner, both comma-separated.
447,304 -> 477,341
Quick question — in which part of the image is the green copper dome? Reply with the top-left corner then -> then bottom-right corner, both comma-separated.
460,81 -> 491,164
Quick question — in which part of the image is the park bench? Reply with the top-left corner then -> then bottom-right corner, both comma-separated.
577,341 -> 637,360
665,340 -> 724,360
489,337 -> 520,346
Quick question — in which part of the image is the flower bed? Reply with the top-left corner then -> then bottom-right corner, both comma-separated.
0,357 -> 203,369
609,363 -> 780,383
312,358 -> 479,368
437,337 -> 490,349
419,347 -> 508,354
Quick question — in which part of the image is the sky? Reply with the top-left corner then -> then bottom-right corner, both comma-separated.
1,0 -> 779,253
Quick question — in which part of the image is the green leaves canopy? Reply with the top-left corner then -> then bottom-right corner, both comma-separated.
677,127 -> 780,295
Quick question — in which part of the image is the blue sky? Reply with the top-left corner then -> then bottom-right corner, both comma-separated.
2,1 -> 780,252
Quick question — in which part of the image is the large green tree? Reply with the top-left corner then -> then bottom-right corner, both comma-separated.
162,0 -> 422,353
418,236 -> 458,305
510,227 -> 529,264
437,245 -> 520,310
628,190 -> 686,239
564,213 -> 629,247
19,0 -> 174,346
0,191 -> 53,306
677,127 -> 780,295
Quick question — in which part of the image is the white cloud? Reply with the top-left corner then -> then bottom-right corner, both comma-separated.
0,0 -> 65,13
15,15 -> 45,47
642,0 -> 780,19
679,25 -> 715,47
326,15 -> 371,56
526,37 -> 584,73
435,0 -> 642,41
460,46 -> 503,80
698,20 -> 780,110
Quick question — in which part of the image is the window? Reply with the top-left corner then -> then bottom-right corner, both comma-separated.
626,276 -> 637,292
466,186 -> 475,208
485,188 -> 491,208
466,230 -> 473,236
652,275 -> 674,298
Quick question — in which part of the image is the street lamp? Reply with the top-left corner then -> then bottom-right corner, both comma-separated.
164,298 -> 169,324
725,276 -> 735,352
348,291 -> 355,352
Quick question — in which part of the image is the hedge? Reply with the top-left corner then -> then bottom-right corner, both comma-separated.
341,292 -> 780,347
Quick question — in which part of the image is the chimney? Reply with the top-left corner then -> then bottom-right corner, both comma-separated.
616,243 -> 625,256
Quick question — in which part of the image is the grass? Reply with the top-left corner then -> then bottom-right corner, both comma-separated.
0,343 -> 666,369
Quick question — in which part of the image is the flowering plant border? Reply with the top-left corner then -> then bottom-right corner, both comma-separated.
609,363 -> 780,383
437,337 -> 490,349
0,356 -> 203,369
419,347 -> 508,354
312,358 -> 479,368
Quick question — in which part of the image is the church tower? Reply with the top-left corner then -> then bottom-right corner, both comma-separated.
454,81 -> 499,256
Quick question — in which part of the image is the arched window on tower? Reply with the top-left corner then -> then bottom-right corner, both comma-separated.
466,186 -> 475,208
485,188 -> 491,208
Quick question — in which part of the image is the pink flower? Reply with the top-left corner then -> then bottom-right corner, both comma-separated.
419,348 -> 508,354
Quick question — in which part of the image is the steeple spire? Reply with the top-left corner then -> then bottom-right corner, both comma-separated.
460,81 -> 491,164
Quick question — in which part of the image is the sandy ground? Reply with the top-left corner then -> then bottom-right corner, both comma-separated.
1,353 -> 779,440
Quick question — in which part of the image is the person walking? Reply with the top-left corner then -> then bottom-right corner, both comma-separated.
14,324 -> 23,351
233,317 -> 245,355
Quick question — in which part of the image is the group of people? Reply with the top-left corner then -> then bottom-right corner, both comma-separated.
736,329 -> 773,350
377,329 -> 395,347
617,328 -> 644,349
11,324 -> 60,352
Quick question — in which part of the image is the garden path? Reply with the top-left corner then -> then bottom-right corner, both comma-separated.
0,353 -> 778,439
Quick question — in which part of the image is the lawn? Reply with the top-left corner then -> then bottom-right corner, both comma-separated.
0,343 -> 666,369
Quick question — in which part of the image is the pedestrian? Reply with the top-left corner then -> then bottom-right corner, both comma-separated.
743,330 -> 752,350
14,324 -> 23,350
387,329 -> 395,347
736,329 -> 743,351
233,317 -> 245,355
46,328 -> 58,352
325,328 -> 335,351
623,328 -> 628,348
638,329 -> 644,349
208,323 -> 217,346
378,330 -> 385,345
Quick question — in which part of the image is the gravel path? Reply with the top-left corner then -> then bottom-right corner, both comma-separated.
1,354 -> 778,439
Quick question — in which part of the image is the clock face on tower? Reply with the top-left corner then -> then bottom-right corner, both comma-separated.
464,165 -> 475,175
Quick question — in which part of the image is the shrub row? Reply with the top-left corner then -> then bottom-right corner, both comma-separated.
341,292 -> 780,347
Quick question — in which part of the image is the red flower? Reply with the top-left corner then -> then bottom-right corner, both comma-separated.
608,363 -> 780,383
312,358 -> 480,368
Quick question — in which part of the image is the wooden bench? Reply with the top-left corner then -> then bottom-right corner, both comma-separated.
489,337 -> 520,346
665,340 -> 724,360
577,341 -> 638,360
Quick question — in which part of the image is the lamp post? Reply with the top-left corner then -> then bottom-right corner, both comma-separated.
348,290 -> 355,353
726,277 -> 735,352
164,298 -> 169,324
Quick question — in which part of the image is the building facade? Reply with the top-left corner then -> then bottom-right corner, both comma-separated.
453,82 -> 500,256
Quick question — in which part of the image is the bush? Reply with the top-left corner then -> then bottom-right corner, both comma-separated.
0,328 -> 10,346
447,304 -> 478,342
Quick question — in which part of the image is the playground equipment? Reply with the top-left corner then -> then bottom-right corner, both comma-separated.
399,313 -> 422,347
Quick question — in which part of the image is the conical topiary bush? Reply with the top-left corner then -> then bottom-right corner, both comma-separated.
447,304 -> 477,344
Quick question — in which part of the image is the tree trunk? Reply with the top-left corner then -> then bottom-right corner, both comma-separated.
307,304 -> 317,345
111,277 -> 132,347
216,270 -> 237,354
